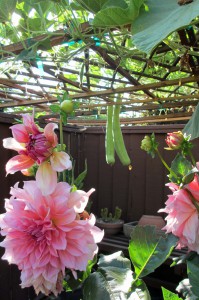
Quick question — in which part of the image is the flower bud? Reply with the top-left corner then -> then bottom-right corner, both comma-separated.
141,135 -> 153,152
140,133 -> 158,158
165,131 -> 184,150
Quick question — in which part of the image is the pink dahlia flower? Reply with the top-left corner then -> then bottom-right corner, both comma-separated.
0,180 -> 103,296
3,114 -> 72,176
159,176 -> 199,252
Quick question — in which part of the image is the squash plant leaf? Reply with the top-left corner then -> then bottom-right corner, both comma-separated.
0,0 -> 17,22
92,0 -> 144,27
132,0 -> 199,53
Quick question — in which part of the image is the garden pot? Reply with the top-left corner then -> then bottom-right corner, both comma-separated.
96,219 -> 124,236
123,221 -> 138,238
138,215 -> 165,230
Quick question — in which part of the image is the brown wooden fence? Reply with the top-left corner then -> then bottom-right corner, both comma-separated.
0,113 -> 198,299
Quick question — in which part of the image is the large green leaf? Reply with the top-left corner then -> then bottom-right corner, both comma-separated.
0,0 -> 17,22
162,287 -> 183,300
187,255 -> 199,298
183,103 -> 199,140
75,0 -> 109,13
83,251 -> 133,300
93,0 -> 144,27
132,0 -> 199,53
128,226 -> 178,279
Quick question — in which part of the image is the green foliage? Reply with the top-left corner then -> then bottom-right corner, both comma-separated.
83,251 -> 133,300
0,0 -> 17,22
100,206 -> 122,222
128,279 -> 151,300
63,256 -> 97,292
128,226 -> 178,279
92,0 -> 145,27
187,255 -> 199,298
75,0 -> 109,13
74,159 -> 87,189
132,0 -> 199,53
161,287 -> 182,300
49,104 -> 61,113
169,153 -> 194,185
183,103 -> 199,141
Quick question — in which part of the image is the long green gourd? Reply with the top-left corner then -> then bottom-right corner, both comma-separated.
113,101 -> 131,166
105,105 -> 115,165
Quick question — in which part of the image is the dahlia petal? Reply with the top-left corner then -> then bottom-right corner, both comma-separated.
68,188 -> 95,213
44,123 -> 58,147
0,178 -> 103,297
6,155 -> 35,175
10,124 -> 29,143
50,151 -> 72,172
36,162 -> 57,196
3,137 -> 25,151
22,114 -> 40,135
51,182 -> 71,203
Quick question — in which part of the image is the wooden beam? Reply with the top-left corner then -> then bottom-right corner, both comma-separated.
0,78 -> 44,97
66,111 -> 192,126
0,23 -> 91,57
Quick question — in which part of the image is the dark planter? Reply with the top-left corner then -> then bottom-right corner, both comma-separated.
96,219 -> 124,236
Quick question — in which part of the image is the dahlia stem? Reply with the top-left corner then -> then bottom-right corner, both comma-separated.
59,115 -> 66,182
156,149 -> 178,179
188,150 -> 196,166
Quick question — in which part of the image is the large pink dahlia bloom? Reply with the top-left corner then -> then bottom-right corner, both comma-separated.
3,114 -> 72,175
0,180 -> 104,296
159,175 -> 199,252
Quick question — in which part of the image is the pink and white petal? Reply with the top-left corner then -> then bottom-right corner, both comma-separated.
44,123 -> 58,147
36,162 -> 57,196
10,124 -> 29,143
22,114 -> 40,135
3,137 -> 25,151
50,152 -> 72,172
6,155 -> 35,175
67,188 -> 95,213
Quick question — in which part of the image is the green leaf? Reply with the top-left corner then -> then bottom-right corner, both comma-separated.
49,104 -> 61,113
75,0 -> 109,13
128,226 -> 178,279
182,167 -> 199,185
16,48 -> 37,61
176,278 -> 198,300
0,0 -> 17,22
83,251 -> 133,300
162,287 -> 183,300
74,160 -> 87,189
93,0 -> 144,27
82,256 -> 98,281
102,0 -> 128,9
98,251 -> 132,269
132,0 -> 199,53
187,255 -> 199,297
183,103 -> 199,140
128,279 -> 151,300
169,153 -> 193,184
